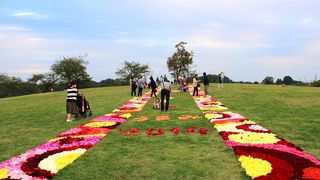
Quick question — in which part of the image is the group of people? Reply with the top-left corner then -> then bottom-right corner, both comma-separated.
192,72 -> 224,96
129,76 -> 148,97
66,72 -> 225,122
130,75 -> 171,112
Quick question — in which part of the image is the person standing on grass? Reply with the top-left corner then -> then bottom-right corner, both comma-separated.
203,72 -> 210,96
160,76 -> 171,111
131,77 -> 137,96
218,72 -> 224,88
192,74 -> 200,96
150,76 -> 157,97
66,82 -> 79,122
137,76 -> 144,97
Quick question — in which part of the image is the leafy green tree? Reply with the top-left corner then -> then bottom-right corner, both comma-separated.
0,73 -> 34,98
262,76 -> 274,84
275,78 -> 283,85
311,80 -> 320,87
50,55 -> 91,86
167,42 -> 194,81
115,60 -> 151,81
283,76 -> 294,85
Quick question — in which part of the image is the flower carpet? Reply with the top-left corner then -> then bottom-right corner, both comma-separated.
0,92 -> 153,180
189,87 -> 320,179
1,87 -> 319,179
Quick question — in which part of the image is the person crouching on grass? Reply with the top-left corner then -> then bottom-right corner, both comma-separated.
66,82 -> 79,122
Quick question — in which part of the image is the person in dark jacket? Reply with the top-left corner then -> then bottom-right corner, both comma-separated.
131,77 -> 137,96
203,72 -> 210,96
150,76 -> 157,97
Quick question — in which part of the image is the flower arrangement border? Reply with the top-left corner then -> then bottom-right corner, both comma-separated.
190,87 -> 320,179
0,91 -> 155,180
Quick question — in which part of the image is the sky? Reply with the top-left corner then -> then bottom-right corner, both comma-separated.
0,0 -> 319,82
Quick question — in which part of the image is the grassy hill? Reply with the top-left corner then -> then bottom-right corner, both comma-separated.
0,84 -> 319,179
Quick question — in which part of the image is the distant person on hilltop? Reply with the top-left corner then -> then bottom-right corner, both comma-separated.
203,72 -> 209,96
218,72 -> 224,88
66,82 -> 79,122
160,76 -> 171,111
192,74 -> 200,96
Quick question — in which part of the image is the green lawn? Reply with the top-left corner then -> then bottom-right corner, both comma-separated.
0,84 -> 319,179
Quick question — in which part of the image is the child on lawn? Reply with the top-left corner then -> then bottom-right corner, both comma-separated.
153,98 -> 160,109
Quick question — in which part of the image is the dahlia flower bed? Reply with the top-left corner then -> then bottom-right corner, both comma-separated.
191,89 -> 320,179
0,92 -> 154,180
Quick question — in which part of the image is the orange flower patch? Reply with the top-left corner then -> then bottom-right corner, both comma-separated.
156,115 -> 170,121
134,116 -> 149,122
178,115 -> 202,121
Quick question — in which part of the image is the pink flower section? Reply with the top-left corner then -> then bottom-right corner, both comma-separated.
91,115 -> 126,123
60,128 -> 82,136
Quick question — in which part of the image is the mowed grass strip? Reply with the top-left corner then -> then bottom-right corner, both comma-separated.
55,90 -> 247,180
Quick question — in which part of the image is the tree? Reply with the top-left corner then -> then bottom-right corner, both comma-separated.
115,60 -> 151,81
275,78 -> 283,85
167,42 -> 194,81
50,55 -> 91,86
262,76 -> 274,84
283,76 -> 294,85
0,73 -> 34,98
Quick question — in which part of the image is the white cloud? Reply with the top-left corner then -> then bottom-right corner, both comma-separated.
13,68 -> 49,74
9,11 -> 48,20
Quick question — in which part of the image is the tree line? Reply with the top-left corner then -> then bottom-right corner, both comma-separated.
261,76 -> 319,86
1,41 -> 319,98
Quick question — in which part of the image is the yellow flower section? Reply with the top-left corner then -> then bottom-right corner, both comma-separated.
84,121 -> 117,128
204,113 -> 223,120
199,106 -> 228,111
229,132 -> 280,144
0,168 -> 8,179
119,113 -> 132,119
214,120 -> 255,133
239,156 -> 272,178
38,148 -> 86,173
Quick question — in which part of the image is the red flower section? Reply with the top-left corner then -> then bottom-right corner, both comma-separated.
235,124 -> 272,133
171,128 -> 180,135
58,127 -> 111,138
198,128 -> 210,135
119,128 -> 140,136
21,145 -> 91,179
59,137 -> 84,145
302,167 -> 320,179
146,128 -> 164,136
185,126 -> 197,133
212,119 -> 246,125
233,146 -> 320,179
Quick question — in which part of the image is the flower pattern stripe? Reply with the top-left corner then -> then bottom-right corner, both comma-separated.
0,91 -> 155,180
191,87 -> 320,179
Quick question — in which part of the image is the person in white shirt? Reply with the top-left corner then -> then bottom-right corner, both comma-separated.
66,82 -> 79,122
160,76 -> 171,111
192,74 -> 200,96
